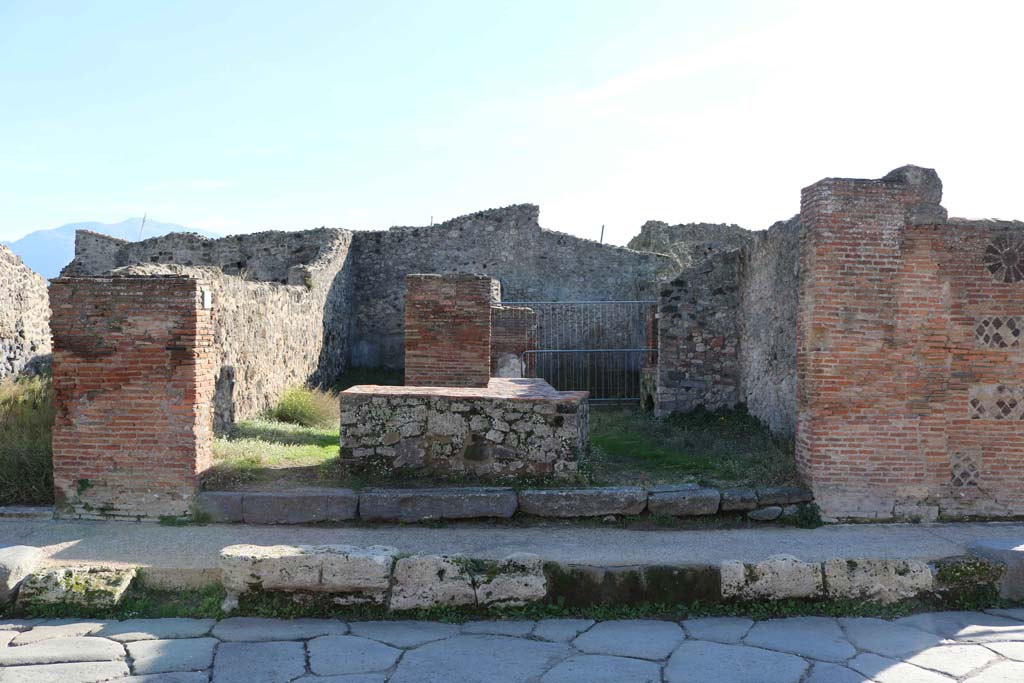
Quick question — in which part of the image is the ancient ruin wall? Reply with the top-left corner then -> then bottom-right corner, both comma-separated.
628,220 -> 754,271
49,275 -> 216,519
349,205 -> 676,367
0,243 -> 51,379
797,166 -> 1024,520
75,229 -> 356,429
737,216 -> 800,435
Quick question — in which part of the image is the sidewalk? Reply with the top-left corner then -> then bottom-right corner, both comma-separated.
3,610 -> 1024,682
2,518 -> 1023,588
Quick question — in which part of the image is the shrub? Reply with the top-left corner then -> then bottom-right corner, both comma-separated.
0,375 -> 55,505
271,386 -> 338,428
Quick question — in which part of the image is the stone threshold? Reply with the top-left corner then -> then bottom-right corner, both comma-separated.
195,484 -> 814,525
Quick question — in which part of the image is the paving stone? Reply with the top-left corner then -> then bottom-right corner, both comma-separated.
986,607 -> 1024,621
460,619 -> 536,636
839,617 -> 943,657
92,618 -> 215,641
966,661 -> 1024,682
0,661 -> 130,683
756,485 -> 813,506
825,558 -> 933,603
517,487 -> 646,517
970,540 -> 1024,600
985,640 -> 1024,660
16,566 -> 137,608
211,617 -> 347,641
531,618 -> 595,642
0,636 -> 125,665
389,635 -> 569,683
665,640 -> 809,683
720,554 -> 824,600
121,675 -> 209,683
805,663 -> 872,683
573,619 -> 684,660
242,490 -> 326,524
896,611 -> 1024,642
747,506 -> 783,521
905,644 -> 1000,678
195,491 -> 243,523
293,677 -> 386,683
127,637 -> 218,674
308,635 -> 402,675
9,620 -> 110,645
540,654 -> 661,682
474,552 -> 547,606
720,488 -> 758,512
0,619 -> 42,632
349,620 -> 458,648
358,487 -> 517,522
745,617 -> 856,662
648,487 -> 721,516
212,641 -> 306,683
0,545 -> 44,603
0,630 -> 16,646
682,616 -> 753,643
388,554 -> 476,611
849,652 -> 955,682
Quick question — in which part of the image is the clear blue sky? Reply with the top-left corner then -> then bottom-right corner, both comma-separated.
2,0 -> 1022,244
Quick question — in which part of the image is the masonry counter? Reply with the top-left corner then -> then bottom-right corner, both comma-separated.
339,378 -> 589,481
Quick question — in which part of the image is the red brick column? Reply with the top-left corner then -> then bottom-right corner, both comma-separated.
797,166 -> 1024,520
404,274 -> 493,387
49,276 -> 216,519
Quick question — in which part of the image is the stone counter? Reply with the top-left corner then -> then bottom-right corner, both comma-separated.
340,378 -> 588,480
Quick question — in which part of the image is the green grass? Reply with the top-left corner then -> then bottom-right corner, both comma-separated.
0,375 -> 55,505
271,386 -> 339,428
587,405 -> 797,488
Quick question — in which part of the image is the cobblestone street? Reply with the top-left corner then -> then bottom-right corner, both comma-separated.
3,611 -> 1024,682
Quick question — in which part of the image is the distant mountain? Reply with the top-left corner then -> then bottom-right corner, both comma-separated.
2,219 -> 220,279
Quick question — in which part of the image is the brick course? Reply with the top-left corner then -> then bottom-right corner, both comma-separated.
49,276 -> 216,519
797,167 -> 1024,520
404,273 -> 494,387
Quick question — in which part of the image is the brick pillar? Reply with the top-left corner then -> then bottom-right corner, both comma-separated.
404,273 -> 494,387
490,305 -> 537,377
50,276 -> 216,519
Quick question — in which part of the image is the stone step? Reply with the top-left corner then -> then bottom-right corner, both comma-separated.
969,539 -> 1024,600
195,484 -> 813,525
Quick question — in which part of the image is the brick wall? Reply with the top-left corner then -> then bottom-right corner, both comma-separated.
490,305 -> 536,377
797,166 -> 1024,520
404,274 -> 494,387
49,276 -> 216,519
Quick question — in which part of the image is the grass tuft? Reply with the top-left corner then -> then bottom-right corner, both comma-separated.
0,375 -> 55,505
271,385 -> 339,429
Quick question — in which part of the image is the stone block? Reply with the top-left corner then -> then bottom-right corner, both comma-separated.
17,565 -> 137,608
318,545 -> 398,604
195,492 -> 242,523
389,555 -> 477,611
0,545 -> 44,603
748,506 -> 783,521
243,490 -> 329,524
720,555 -> 823,600
358,488 -> 516,522
755,486 -> 813,506
325,489 -> 360,521
648,487 -> 721,516
517,487 -> 646,518
720,488 -> 758,512
970,540 -> 1024,600
823,558 -> 933,604
474,553 -> 547,606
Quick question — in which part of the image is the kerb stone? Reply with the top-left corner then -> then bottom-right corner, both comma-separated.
358,488 -> 516,522
0,545 -> 44,603
648,488 -> 721,516
823,558 -> 933,603
517,487 -> 646,518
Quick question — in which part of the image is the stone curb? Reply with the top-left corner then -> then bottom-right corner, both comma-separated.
196,484 -> 814,524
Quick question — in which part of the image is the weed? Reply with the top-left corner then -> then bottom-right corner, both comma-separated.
0,375 -> 55,505
271,386 -> 338,429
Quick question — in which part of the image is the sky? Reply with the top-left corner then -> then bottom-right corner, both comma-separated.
2,0 -> 1024,245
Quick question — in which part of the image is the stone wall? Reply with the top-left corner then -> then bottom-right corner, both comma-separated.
348,205 -> 676,367
339,379 -> 588,480
49,275 -> 216,519
404,274 -> 494,388
0,244 -> 51,379
738,216 -> 800,435
66,229 -> 356,429
627,220 -> 753,271
797,165 -> 1024,520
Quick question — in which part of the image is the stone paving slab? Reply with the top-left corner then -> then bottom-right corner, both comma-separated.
6,610 -> 1024,682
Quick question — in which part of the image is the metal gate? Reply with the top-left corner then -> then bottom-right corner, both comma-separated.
496,300 -> 657,402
